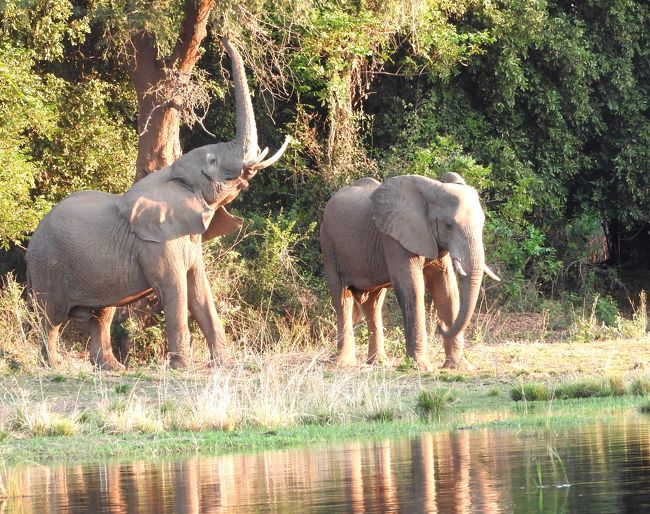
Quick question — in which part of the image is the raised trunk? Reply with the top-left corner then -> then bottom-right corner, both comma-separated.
222,38 -> 258,163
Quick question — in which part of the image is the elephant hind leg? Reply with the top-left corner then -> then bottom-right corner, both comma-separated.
40,319 -> 62,368
322,238 -> 357,366
89,307 -> 125,372
333,287 -> 357,366
360,288 -> 388,365
33,296 -> 65,367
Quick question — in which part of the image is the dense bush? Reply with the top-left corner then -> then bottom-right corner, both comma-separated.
1,0 -> 648,355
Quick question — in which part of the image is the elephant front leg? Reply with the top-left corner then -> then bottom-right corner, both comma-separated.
187,263 -> 234,367
361,288 -> 388,365
89,307 -> 125,372
156,278 -> 191,369
387,247 -> 433,372
425,257 -> 472,370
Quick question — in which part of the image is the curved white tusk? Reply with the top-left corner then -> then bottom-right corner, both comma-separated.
484,264 -> 501,282
452,258 -> 467,277
248,135 -> 291,172
243,147 -> 269,169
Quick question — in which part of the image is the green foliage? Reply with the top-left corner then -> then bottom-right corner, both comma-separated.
34,78 -> 136,201
0,45 -> 54,245
238,210 -> 319,314
0,0 -> 649,358
121,313 -> 166,365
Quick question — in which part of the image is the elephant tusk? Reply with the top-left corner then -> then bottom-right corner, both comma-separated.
453,258 -> 467,277
243,147 -> 269,169
246,135 -> 291,173
484,264 -> 501,282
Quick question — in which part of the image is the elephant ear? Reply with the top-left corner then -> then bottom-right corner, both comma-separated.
202,206 -> 243,242
371,175 -> 439,259
118,178 -> 215,243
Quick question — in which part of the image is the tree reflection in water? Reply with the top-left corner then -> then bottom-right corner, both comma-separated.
2,415 -> 650,513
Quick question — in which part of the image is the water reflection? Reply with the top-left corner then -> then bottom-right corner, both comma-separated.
3,415 -> 650,513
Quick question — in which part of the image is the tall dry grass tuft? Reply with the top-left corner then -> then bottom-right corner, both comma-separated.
2,384 -> 80,436
0,275 -> 41,371
618,290 -> 648,339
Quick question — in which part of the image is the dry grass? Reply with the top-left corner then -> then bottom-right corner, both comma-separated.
1,272 -> 649,440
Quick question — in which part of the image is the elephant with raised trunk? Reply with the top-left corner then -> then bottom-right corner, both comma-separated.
26,37 -> 290,371
320,173 -> 498,371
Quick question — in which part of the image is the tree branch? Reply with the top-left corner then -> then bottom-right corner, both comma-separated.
126,30 -> 162,96
169,0 -> 215,72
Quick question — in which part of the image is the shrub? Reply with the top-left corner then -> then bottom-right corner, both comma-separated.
416,388 -> 456,421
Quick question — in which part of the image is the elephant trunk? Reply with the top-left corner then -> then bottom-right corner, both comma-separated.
440,244 -> 484,341
221,37 -> 258,166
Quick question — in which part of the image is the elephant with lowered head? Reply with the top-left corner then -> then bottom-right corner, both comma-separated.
320,173 -> 498,371
26,37 -> 290,371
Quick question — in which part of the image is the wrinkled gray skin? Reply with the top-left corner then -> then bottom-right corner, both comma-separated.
320,173 -> 494,371
26,37 -> 289,371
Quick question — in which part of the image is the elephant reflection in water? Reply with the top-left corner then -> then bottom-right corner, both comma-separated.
5,432 -> 510,512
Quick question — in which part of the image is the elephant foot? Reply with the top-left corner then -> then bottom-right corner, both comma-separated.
95,357 -> 126,372
366,352 -> 388,366
208,353 -> 236,368
441,356 -> 474,371
415,358 -> 435,372
41,353 -> 63,368
169,353 -> 188,369
335,352 -> 357,367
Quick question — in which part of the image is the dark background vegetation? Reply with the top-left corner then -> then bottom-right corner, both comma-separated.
1,0 -> 649,353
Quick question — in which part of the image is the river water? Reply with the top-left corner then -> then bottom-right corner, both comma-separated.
3,415 -> 650,513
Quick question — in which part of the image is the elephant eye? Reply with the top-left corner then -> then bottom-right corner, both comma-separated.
209,158 -> 217,166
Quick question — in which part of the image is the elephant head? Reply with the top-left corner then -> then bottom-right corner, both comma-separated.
118,36 -> 290,243
371,175 -> 497,341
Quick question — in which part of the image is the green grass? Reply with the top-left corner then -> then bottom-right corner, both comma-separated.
511,382 -> 552,401
0,395 -> 644,465
114,383 -> 131,395
555,377 -> 627,399
416,388 -> 456,421
630,376 -> 650,396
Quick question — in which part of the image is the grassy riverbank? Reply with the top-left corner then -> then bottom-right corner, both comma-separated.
1,337 -> 649,464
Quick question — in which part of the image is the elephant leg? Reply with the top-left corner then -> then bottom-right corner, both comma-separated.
361,288 -> 387,365
384,238 -> 432,371
156,275 -> 191,369
37,299 -> 64,367
333,287 -> 357,366
89,307 -> 125,372
40,319 -> 62,367
322,237 -> 357,365
187,262 -> 233,367
424,256 -> 470,370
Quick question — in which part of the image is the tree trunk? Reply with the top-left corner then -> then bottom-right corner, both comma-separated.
126,0 -> 214,183
114,0 -> 215,362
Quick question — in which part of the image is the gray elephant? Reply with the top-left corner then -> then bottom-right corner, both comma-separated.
320,173 -> 498,371
26,37 -> 289,371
